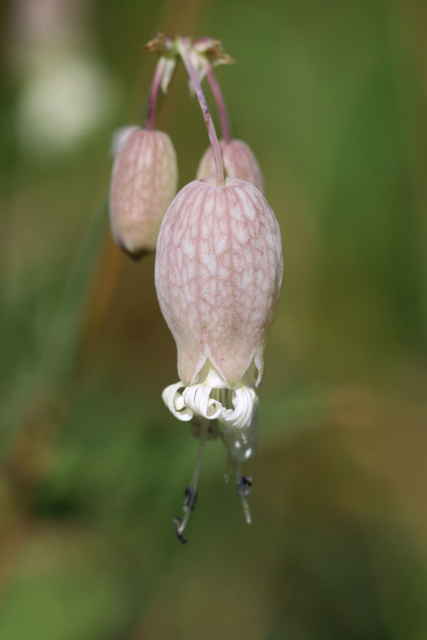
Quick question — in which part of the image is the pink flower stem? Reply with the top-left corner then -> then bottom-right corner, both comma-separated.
203,61 -> 232,144
146,57 -> 165,131
179,37 -> 225,186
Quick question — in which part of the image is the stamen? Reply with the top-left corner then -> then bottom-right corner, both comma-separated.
174,419 -> 209,542
173,517 -> 187,544
234,466 -> 252,525
223,453 -> 231,484
191,417 -> 220,440
215,422 -> 253,524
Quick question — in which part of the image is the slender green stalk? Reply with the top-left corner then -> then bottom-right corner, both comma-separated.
178,37 -> 225,186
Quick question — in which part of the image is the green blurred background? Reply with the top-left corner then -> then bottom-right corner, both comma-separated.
1,0 -> 427,638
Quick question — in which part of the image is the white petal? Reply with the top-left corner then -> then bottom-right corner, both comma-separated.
161,363 -> 259,461
220,385 -> 257,430
183,383 -> 222,420
223,397 -> 259,462
162,382 -> 193,421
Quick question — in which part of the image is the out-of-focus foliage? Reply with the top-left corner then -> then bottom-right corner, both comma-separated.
1,0 -> 427,638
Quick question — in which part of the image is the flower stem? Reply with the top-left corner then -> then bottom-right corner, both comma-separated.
203,61 -> 232,144
179,37 -> 225,186
146,57 -> 165,131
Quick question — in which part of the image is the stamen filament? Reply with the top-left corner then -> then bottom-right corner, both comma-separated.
234,466 -> 252,524
215,422 -> 253,524
223,454 -> 231,484
174,419 -> 209,543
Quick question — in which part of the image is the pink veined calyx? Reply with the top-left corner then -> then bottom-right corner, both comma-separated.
110,34 -> 284,542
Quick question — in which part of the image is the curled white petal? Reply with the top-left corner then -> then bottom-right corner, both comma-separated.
183,382 -> 223,420
220,385 -> 257,429
223,398 -> 259,462
162,382 -> 193,421
161,362 -> 260,460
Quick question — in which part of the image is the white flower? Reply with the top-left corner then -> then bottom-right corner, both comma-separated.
162,360 -> 259,462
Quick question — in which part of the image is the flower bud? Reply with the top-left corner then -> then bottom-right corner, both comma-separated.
196,139 -> 264,194
155,177 -> 283,460
110,127 -> 178,259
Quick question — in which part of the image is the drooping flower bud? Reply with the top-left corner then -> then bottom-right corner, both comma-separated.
155,177 -> 283,462
196,139 -> 264,194
110,126 -> 178,259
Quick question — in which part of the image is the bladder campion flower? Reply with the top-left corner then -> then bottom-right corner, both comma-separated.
109,45 -> 179,259
110,126 -> 177,259
156,176 -> 283,458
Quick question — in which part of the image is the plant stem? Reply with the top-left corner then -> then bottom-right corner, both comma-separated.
146,57 -> 165,131
179,38 -> 225,186
203,61 -> 232,144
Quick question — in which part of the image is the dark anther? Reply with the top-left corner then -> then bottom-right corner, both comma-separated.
190,418 -> 220,441
237,475 -> 252,498
184,487 -> 198,511
190,417 -> 202,439
173,517 -> 188,544
207,422 -> 219,439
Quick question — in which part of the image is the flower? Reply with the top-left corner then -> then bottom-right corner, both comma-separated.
110,126 -> 178,259
197,139 -> 264,194
155,177 -> 283,462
